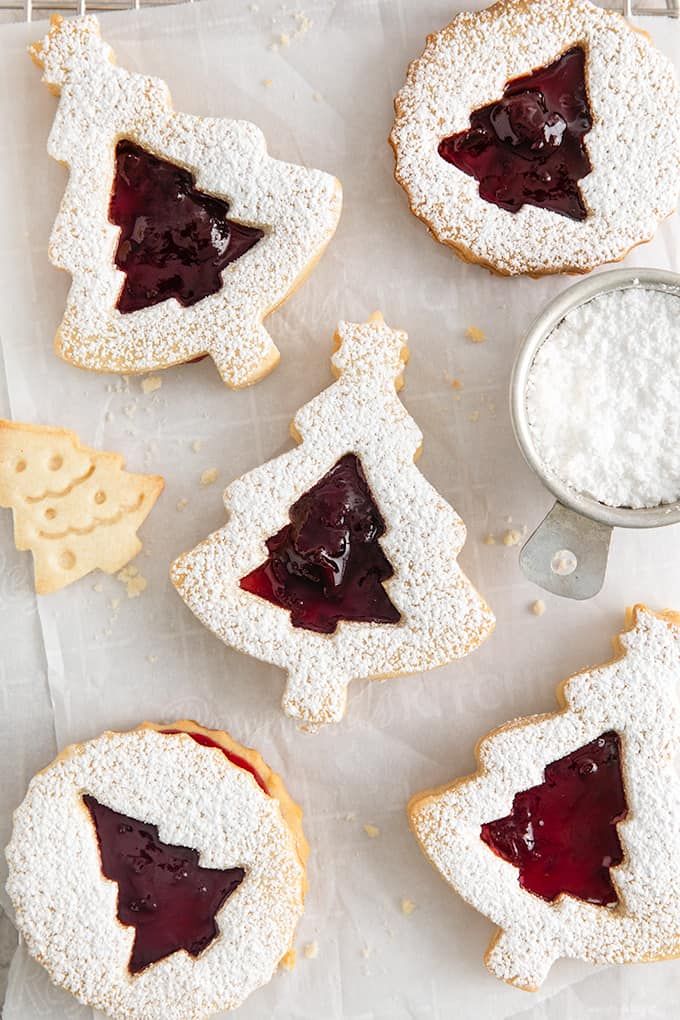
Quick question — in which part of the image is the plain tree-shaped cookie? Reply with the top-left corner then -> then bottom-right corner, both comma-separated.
29,15 -> 342,386
410,606 -> 680,990
0,420 -> 163,593
171,313 -> 494,729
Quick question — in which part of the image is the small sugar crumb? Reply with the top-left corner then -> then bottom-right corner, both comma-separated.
200,468 -> 219,487
176,498 -> 189,512
312,91 -> 322,102
466,325 -> 487,343
191,439 -> 202,453
363,824 -> 380,839
532,599 -> 546,617
141,376 -> 162,394
280,948 -> 296,971
303,941 -> 319,959
401,898 -> 417,916
117,564 -> 148,599
502,528 -> 523,547
278,32 -> 290,46
109,597 -> 121,611
146,654 -> 158,664
262,78 -> 273,88
483,533 -> 496,546
92,582 -> 104,593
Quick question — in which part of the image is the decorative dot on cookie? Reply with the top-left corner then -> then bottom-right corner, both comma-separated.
409,606 -> 680,990
390,0 -> 680,276
171,312 -> 494,730
29,15 -> 342,386
0,420 -> 163,594
6,720 -> 308,1020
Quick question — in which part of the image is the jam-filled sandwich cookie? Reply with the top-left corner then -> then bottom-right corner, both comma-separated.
6,721 -> 308,1020
409,606 -> 680,990
29,15 -> 341,386
171,313 -> 494,730
390,0 -> 680,276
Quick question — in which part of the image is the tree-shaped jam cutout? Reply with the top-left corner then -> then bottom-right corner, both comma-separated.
438,47 -> 592,221
240,453 -> 401,634
481,732 -> 627,905
109,140 -> 264,313
83,795 -> 245,973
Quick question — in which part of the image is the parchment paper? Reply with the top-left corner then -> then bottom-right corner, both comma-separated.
0,1 -> 678,1017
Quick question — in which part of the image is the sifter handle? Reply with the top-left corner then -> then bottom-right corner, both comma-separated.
519,502 -> 612,600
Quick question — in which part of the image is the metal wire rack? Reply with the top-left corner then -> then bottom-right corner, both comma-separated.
0,0 -> 677,18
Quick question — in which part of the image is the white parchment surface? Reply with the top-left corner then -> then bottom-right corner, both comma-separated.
0,1 -> 678,1017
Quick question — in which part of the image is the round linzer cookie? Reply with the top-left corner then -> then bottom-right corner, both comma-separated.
390,0 -> 680,276
6,721 -> 308,1020
171,313 -> 494,730
29,15 -> 342,386
409,606 -> 680,991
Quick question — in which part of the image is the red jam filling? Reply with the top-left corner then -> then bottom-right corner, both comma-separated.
481,731 -> 627,905
160,728 -> 268,794
438,47 -> 592,221
240,453 -> 401,634
109,140 -> 264,313
83,795 -> 244,973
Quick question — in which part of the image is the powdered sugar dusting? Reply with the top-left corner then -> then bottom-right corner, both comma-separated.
171,315 -> 494,730
390,0 -> 680,276
526,286 -> 680,509
30,16 -> 341,386
410,608 -> 680,990
6,727 -> 305,1019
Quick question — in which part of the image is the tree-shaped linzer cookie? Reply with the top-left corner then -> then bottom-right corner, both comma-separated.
0,420 -> 163,593
172,313 -> 494,730
29,15 -> 342,386
409,606 -> 680,990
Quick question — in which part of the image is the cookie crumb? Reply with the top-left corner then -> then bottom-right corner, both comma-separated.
502,528 -> 523,547
450,377 -> 463,390
401,898 -> 417,916
483,533 -> 496,546
141,376 -> 162,395
280,948 -> 296,971
468,410 -> 480,423
303,941 -> 318,959
200,468 -> 219,487
191,439 -> 202,453
262,78 -> 273,88
532,599 -> 546,617
176,498 -> 189,512
466,325 -> 487,343
109,597 -> 121,611
363,823 -> 380,839
92,581 -> 104,593
117,564 -> 147,599
278,32 -> 290,46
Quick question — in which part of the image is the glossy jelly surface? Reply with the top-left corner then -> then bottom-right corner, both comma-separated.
240,453 -> 401,634
110,140 -> 263,313
438,48 -> 592,220
480,731 -> 627,905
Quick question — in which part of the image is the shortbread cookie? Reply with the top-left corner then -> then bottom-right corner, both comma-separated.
171,313 -> 494,730
30,15 -> 342,386
390,0 -> 680,276
6,721 -> 307,1020
409,606 -> 680,990
0,420 -> 163,593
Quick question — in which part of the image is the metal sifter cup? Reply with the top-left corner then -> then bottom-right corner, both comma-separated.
510,267 -> 680,600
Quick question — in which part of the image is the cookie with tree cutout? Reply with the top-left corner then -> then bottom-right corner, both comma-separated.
171,313 -> 494,730
409,606 -> 680,990
30,15 -> 342,386
6,720 -> 307,1020
390,0 -> 680,276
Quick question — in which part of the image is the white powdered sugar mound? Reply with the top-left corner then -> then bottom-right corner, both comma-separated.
526,286 -> 680,509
